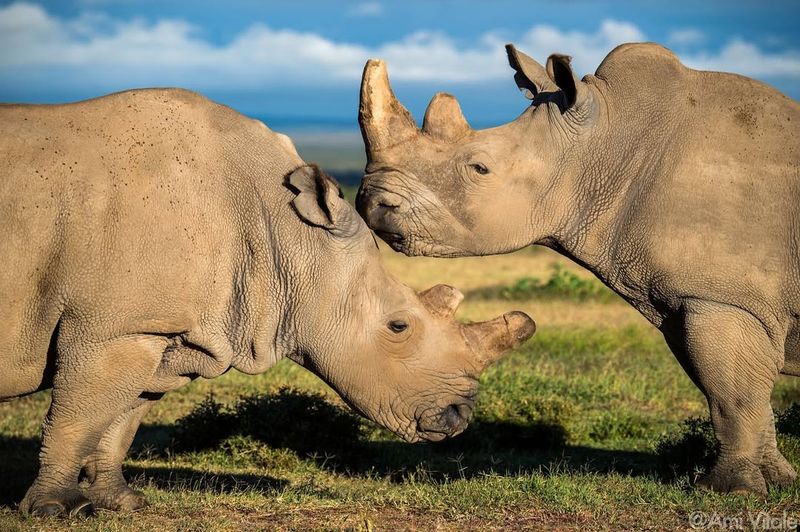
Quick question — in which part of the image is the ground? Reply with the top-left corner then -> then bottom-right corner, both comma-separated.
1,245 -> 798,531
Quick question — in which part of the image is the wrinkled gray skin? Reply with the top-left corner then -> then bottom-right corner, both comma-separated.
0,89 -> 536,516
357,42 -> 800,496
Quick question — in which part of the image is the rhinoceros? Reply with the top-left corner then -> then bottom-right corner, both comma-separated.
356,42 -> 800,495
0,88 -> 536,516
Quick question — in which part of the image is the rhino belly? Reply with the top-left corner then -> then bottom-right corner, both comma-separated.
0,288 -> 60,399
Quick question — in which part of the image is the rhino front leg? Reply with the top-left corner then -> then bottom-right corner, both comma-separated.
80,399 -> 155,511
20,334 -> 163,517
665,299 -> 785,496
759,410 -> 797,487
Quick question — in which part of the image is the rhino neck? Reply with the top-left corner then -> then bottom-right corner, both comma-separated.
551,154 -> 636,283
220,187 -> 294,374
546,84 -> 689,302
255,188 -> 371,373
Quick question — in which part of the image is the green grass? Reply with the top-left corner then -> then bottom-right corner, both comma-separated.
2,323 -> 799,530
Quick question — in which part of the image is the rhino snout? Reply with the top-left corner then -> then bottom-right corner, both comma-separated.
415,399 -> 475,442
356,185 -> 409,239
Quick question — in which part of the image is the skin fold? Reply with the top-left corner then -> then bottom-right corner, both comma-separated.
356,42 -> 800,496
0,89 -> 536,516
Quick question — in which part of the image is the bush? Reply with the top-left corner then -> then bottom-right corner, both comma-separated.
507,265 -> 610,301
470,264 -> 617,302
654,417 -> 718,477
776,403 -> 800,437
235,388 -> 364,454
173,394 -> 237,452
172,388 -> 364,456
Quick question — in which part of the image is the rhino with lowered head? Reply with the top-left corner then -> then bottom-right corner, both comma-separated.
357,42 -> 800,495
0,88 -> 535,516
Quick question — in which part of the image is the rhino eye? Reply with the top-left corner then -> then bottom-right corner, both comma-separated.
470,163 -> 489,175
388,320 -> 408,333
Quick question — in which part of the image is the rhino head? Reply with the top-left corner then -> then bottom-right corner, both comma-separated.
285,164 -> 536,442
356,44 -> 599,257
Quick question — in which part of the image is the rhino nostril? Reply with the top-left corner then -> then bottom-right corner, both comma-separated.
359,187 -> 409,214
443,403 -> 471,430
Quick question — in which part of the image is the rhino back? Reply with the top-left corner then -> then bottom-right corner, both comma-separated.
0,89 -> 302,396
590,44 -> 800,340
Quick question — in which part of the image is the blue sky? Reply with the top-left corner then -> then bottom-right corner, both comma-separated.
1,1 -> 799,128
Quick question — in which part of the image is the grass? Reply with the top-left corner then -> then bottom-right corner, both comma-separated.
1,246 -> 799,530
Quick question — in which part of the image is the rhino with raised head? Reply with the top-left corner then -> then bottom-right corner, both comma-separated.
356,42 -> 800,495
0,88 -> 535,516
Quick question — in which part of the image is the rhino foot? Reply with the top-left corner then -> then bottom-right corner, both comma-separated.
20,489 -> 94,518
82,477 -> 148,511
696,458 -> 767,496
760,451 -> 798,488
87,487 -> 148,512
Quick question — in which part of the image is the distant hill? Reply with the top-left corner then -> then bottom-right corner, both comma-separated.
256,118 -> 365,184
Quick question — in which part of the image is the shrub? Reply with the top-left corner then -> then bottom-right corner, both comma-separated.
776,403 -> 800,437
654,417 -> 718,478
235,388 -> 364,454
471,264 -> 617,302
172,388 -> 364,456
172,394 -> 237,452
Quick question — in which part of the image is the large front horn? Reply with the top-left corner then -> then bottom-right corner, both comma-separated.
462,311 -> 536,372
359,59 -> 418,152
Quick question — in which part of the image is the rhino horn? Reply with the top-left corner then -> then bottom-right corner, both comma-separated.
419,284 -> 464,318
422,93 -> 470,141
359,59 -> 418,152
462,311 -> 536,371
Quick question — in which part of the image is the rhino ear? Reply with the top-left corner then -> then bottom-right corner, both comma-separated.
507,44 -> 593,116
546,54 -> 582,110
286,164 -> 363,238
506,44 -> 557,100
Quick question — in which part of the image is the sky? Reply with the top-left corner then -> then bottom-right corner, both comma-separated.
1,1 -> 799,129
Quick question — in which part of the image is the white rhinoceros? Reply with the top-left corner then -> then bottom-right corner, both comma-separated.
356,42 -> 800,495
0,88 -> 536,516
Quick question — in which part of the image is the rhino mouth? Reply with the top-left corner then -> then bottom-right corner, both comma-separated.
374,229 -> 404,245
357,178 -> 476,257
414,400 -> 475,442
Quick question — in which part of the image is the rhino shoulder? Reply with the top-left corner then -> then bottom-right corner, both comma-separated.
60,87 -> 212,115
595,42 -> 686,80
133,89 -> 302,161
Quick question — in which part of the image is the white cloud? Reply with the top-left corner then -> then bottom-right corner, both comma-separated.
683,38 -> 800,78
668,28 -> 706,47
347,2 -> 383,17
0,1 -> 798,91
515,20 -> 647,76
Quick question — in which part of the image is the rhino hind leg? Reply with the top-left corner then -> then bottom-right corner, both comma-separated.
666,299 -> 785,497
80,399 -> 155,511
20,333 -> 163,517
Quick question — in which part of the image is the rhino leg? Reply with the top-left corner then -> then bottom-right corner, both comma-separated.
759,411 -> 798,487
20,334 -> 163,517
665,299 -> 781,496
79,399 -> 155,511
